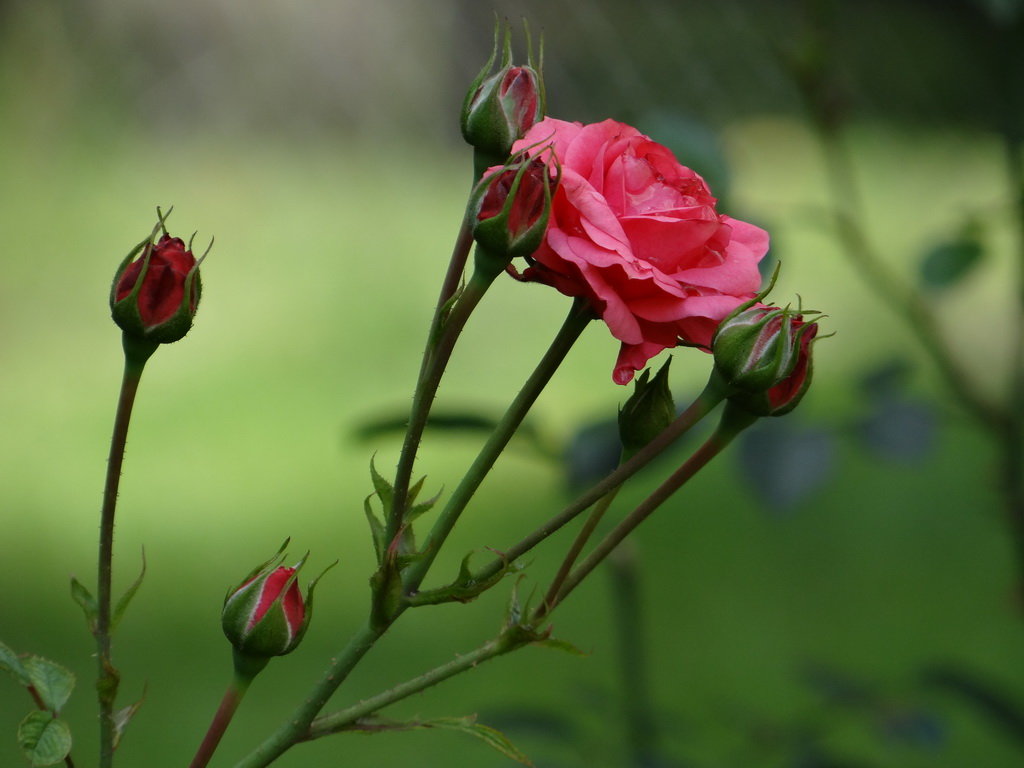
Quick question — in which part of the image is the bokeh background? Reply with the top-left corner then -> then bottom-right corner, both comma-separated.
2,0 -> 1024,766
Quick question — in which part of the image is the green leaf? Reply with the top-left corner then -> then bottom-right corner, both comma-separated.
112,687 -> 146,749
111,549 -> 147,632
369,456 -> 393,508
70,577 -> 98,633
428,715 -> 535,767
17,711 -> 72,767
0,640 -> 31,685
23,657 -> 75,714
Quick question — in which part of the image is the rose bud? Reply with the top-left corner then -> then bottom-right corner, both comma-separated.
471,152 -> 557,281
712,304 -> 820,417
221,542 -> 333,671
110,222 -> 204,345
461,23 -> 544,167
618,358 -> 675,457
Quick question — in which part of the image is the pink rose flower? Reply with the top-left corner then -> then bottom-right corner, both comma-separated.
511,118 -> 768,384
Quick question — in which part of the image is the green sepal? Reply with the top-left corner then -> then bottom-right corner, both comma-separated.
0,640 -> 31,686
17,711 -> 72,767
111,548 -> 146,632
231,649 -> 271,682
224,538 -> 290,604
23,657 -> 75,714
70,577 -> 98,634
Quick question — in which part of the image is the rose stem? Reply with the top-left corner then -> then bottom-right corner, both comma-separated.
305,632 -> 524,741
187,674 -> 254,768
402,297 -> 594,595
232,621 -> 384,768
236,300 -> 592,765
538,484 -> 621,615
96,335 -> 156,768
449,385 -> 724,596
387,214 -> 477,542
540,402 -> 758,617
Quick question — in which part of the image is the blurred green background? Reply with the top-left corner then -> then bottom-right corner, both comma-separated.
2,1 -> 1023,766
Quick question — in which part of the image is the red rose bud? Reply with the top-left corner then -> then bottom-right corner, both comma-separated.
110,221 -> 204,345
472,152 -> 557,280
712,304 -> 820,417
461,23 -> 544,164
618,358 -> 675,457
222,547 -> 320,662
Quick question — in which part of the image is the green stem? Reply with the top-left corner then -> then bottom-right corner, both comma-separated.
96,336 -> 154,768
187,674 -> 254,768
233,620 -> 385,768
465,385 -> 724,591
402,298 -> 594,595
305,634 -> 520,741
548,403 -> 757,613
387,269 -> 487,543
539,483 -> 621,616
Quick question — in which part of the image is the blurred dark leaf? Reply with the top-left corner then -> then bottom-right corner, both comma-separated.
876,707 -> 945,749
919,221 -> 984,289
923,664 -> 1024,747
738,420 -> 836,513
802,662 -> 876,708
353,407 -> 556,460
856,397 -> 937,462
859,359 -> 913,398
564,419 -> 621,493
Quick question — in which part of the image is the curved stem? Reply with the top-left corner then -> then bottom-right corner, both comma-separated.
188,675 -> 253,768
545,404 -> 757,615
96,344 -> 151,768
466,385 -> 724,590
403,298 -> 593,595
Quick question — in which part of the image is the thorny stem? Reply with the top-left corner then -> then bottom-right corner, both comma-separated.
544,404 -> 757,614
96,338 -> 153,768
403,297 -> 594,595
539,483 -> 622,615
463,385 -> 725,592
387,268 -> 487,543
305,633 -> 523,741
233,620 -> 385,768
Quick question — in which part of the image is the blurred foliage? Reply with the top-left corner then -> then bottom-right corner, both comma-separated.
2,1 -> 1024,768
